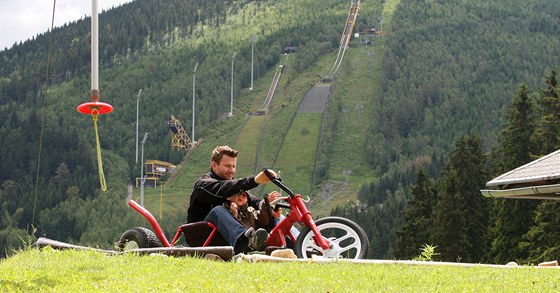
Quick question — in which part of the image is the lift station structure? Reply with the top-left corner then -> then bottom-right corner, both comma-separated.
167,115 -> 193,149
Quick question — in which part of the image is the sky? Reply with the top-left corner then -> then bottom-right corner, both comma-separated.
0,0 -> 133,50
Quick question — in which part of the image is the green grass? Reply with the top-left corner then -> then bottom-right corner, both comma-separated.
234,115 -> 266,174
328,39 -> 384,181
2,248 -> 559,292
266,113 -> 323,196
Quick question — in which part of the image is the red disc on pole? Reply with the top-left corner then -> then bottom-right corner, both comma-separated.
77,101 -> 113,115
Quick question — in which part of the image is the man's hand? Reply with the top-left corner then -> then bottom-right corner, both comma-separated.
254,169 -> 277,184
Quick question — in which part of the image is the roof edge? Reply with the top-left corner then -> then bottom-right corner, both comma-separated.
481,183 -> 560,200
486,149 -> 560,187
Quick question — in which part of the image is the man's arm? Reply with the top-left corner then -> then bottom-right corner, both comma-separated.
193,176 -> 259,205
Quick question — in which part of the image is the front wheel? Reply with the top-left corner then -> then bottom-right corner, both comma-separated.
116,227 -> 163,251
295,217 -> 369,259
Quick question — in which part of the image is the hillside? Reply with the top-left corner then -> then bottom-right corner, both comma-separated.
0,0 -> 387,254
140,0 -> 391,219
1,0 -> 560,260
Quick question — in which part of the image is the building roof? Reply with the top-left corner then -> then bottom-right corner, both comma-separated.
480,149 -> 560,200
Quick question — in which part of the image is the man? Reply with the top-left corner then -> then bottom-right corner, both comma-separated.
187,145 -> 280,254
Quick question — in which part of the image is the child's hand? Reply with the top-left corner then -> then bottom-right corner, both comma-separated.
230,202 -> 239,218
267,191 -> 282,203
273,207 -> 282,218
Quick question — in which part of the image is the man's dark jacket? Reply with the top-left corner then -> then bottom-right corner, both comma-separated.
187,170 -> 260,223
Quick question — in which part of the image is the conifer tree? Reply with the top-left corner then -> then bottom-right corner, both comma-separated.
487,83 -> 538,264
522,69 -> 560,263
431,135 -> 488,262
522,201 -> 560,264
532,69 -> 560,155
431,167 -> 468,261
394,168 -> 438,259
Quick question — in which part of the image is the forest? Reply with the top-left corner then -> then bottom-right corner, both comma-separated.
333,0 -> 560,262
1,0 -> 560,264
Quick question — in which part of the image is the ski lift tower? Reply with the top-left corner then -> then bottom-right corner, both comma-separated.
167,115 -> 192,149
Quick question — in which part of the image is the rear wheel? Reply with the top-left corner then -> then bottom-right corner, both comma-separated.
117,227 -> 162,251
295,217 -> 369,259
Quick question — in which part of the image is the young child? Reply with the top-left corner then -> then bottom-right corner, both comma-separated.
224,190 -> 273,230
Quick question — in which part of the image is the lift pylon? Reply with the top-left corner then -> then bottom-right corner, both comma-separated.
167,115 -> 192,149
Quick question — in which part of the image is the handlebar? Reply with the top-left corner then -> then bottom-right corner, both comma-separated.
263,168 -> 296,198
274,202 -> 291,211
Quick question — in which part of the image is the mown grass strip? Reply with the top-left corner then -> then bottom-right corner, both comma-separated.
1,249 -> 559,292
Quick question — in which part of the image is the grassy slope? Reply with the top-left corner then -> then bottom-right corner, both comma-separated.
311,37 -> 386,213
1,249 -> 559,292
266,112 -> 323,195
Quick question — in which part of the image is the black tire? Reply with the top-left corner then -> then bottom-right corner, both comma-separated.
116,227 -> 163,251
295,217 -> 369,259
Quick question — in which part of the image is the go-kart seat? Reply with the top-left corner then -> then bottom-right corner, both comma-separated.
180,221 -> 229,247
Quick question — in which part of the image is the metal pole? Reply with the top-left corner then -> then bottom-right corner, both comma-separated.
250,42 -> 254,90
91,0 -> 99,93
250,35 -> 256,90
140,132 -> 148,206
135,89 -> 142,163
140,142 -> 144,206
229,52 -> 237,117
192,63 -> 198,143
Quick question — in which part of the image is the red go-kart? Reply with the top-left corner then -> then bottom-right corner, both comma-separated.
117,168 -> 369,259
